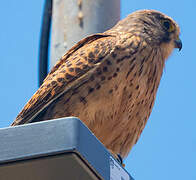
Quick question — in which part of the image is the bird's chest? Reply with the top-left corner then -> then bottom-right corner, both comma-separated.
79,53 -> 162,157
49,44 -> 163,157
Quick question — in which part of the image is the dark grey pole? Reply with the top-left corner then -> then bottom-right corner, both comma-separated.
39,0 -> 52,86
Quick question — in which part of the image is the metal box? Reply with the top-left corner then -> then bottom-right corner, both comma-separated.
0,117 -> 133,180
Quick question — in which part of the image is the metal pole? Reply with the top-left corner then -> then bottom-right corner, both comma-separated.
38,0 -> 52,86
50,0 -> 120,67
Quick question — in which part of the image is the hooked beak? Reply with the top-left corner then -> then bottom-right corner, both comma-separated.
174,38 -> 182,51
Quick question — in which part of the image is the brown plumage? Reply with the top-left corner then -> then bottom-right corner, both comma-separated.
12,10 -> 182,159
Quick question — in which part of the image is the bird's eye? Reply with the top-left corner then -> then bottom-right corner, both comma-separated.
161,19 -> 175,32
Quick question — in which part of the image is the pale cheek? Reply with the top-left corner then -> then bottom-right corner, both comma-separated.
161,43 -> 175,61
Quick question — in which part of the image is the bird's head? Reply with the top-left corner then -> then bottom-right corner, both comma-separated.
112,9 -> 182,60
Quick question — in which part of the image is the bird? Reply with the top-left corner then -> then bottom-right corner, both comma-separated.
11,10 -> 182,162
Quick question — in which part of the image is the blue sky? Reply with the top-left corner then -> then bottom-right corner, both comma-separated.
0,0 -> 195,179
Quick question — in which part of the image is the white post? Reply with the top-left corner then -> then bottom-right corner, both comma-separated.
50,0 -> 120,67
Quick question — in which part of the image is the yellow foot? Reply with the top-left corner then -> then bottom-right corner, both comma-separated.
108,149 -> 125,167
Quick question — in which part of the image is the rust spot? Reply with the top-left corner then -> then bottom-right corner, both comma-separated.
95,44 -> 99,49
80,96 -> 87,104
101,76 -> 105,81
63,97 -> 71,105
103,66 -> 108,72
113,73 -> 117,78
65,73 -> 74,80
68,68 -> 74,72
149,102 -> 153,109
126,63 -> 135,78
82,64 -> 89,70
106,60 -> 112,65
95,83 -> 101,90
80,51 -> 85,56
108,89 -> 113,94
66,63 -> 72,67
128,93 -> 132,99
78,11 -> 83,28
88,51 -> 95,59
46,84 -> 51,88
44,93 -> 51,102
96,68 -> 102,75
76,61 -> 83,66
139,64 -> 143,76
57,78 -> 64,82
51,89 -> 55,96
78,0 -> 82,8
88,58 -> 93,63
51,81 -> 56,86
61,70 -> 66,73
84,56 -> 88,61
72,56 -> 78,61
108,76 -> 112,80
94,49 -> 99,55
75,67 -> 82,74
112,52 -> 117,58
90,75 -> 94,81
88,87 -> 94,94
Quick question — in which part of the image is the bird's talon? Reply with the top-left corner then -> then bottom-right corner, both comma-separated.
117,154 -> 123,164
117,154 -> 125,167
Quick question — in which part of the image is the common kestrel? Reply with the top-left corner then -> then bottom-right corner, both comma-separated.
12,10 -> 182,160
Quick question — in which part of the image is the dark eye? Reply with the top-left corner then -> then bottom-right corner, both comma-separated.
161,19 -> 175,32
163,21 -> 170,30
